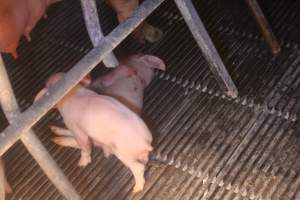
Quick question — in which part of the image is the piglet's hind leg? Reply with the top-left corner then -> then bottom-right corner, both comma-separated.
73,130 -> 92,167
130,161 -> 146,193
50,125 -> 74,137
52,136 -> 80,149
116,153 -> 146,193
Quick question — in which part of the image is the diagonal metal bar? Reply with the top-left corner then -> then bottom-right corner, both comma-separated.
80,0 -> 119,68
0,0 -> 165,156
0,56 -> 82,200
245,0 -> 281,55
174,0 -> 238,98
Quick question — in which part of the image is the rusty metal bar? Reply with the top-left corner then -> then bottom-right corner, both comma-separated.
174,0 -> 238,98
245,0 -> 281,54
0,0 -> 165,156
0,57 -> 82,200
80,0 -> 119,68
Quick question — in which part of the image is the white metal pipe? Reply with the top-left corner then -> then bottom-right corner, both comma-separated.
174,0 -> 238,98
0,56 -> 82,200
80,0 -> 119,68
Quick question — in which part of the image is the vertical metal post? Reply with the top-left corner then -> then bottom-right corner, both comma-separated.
245,0 -> 280,55
174,0 -> 238,98
80,0 -> 119,68
0,56 -> 82,200
0,158 -> 5,200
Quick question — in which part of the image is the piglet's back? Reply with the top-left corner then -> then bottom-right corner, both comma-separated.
62,90 -> 152,149
84,95 -> 152,140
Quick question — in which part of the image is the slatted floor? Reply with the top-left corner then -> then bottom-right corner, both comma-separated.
0,0 -> 300,199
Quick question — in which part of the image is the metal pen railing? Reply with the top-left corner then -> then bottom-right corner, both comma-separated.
0,0 -> 240,199
80,0 -> 119,68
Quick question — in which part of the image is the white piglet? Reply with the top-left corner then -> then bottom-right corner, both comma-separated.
91,54 -> 166,114
51,54 -> 165,147
34,72 -> 153,192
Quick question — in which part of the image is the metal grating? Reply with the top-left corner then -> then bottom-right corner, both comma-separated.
0,0 -> 299,199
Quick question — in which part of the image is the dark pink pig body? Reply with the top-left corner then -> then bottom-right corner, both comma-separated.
0,0 -> 60,58
24,0 -> 47,41
0,0 -> 29,58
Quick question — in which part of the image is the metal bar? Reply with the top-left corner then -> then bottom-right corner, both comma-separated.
0,57 -> 82,200
174,0 -> 238,98
80,0 -> 119,68
0,0 -> 165,156
0,158 -> 5,200
245,0 -> 281,55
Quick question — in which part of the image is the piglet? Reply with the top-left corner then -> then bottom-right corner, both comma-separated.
51,54 -> 164,175
107,0 -> 163,43
0,0 -> 62,58
51,54 -> 165,160
24,0 -> 47,42
35,73 -> 153,192
23,0 -> 63,43
92,54 -> 166,114
24,0 -> 60,41
0,0 -> 29,58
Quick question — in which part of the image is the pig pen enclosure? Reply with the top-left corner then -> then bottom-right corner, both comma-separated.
0,0 -> 300,199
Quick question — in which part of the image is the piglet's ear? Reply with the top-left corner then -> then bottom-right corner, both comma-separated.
141,55 -> 166,71
80,74 -> 92,87
34,88 -> 48,102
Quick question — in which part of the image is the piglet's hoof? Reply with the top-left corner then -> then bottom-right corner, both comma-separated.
133,184 -> 144,193
133,178 -> 145,193
78,156 -> 91,167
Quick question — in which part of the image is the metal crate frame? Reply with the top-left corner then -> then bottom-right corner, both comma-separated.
0,0 -> 241,199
